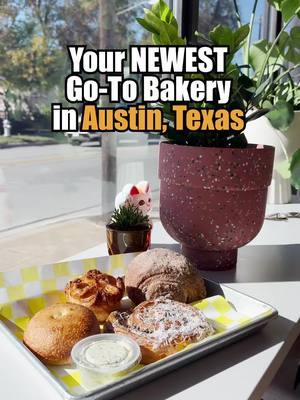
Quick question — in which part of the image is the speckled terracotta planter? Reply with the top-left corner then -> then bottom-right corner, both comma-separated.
159,142 -> 275,270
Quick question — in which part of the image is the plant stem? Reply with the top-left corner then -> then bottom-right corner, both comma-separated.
245,0 -> 259,74
233,0 -> 242,28
257,16 -> 294,87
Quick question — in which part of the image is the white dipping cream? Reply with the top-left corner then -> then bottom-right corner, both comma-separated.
83,340 -> 131,368
71,334 -> 141,389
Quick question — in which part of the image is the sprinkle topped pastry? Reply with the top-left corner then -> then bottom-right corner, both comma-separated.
105,299 -> 214,364
65,269 -> 125,322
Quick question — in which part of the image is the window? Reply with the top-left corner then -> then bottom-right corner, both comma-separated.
0,0 -> 278,269
191,0 -> 266,45
0,0 -> 158,268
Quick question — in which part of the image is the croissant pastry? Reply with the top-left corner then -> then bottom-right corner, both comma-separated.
125,248 -> 206,305
65,269 -> 125,322
105,299 -> 214,364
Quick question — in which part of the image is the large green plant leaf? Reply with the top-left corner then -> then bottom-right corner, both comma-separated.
209,24 -> 249,53
152,0 -> 178,28
136,17 -> 159,35
290,149 -> 300,189
137,1 -> 185,45
144,10 -> 178,43
279,28 -> 300,64
267,100 -> 294,131
281,0 -> 300,22
269,0 -> 300,21
234,24 -> 250,49
209,25 -> 234,48
208,24 -> 249,67
249,39 -> 282,73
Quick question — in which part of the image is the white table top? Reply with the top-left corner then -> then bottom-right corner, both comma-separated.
1,203 -> 300,400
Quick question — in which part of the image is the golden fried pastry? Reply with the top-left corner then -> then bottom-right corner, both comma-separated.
65,269 -> 125,322
125,248 -> 207,305
24,303 -> 100,365
105,299 -> 214,364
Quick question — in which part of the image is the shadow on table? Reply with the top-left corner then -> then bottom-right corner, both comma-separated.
151,243 -> 300,283
118,315 -> 295,400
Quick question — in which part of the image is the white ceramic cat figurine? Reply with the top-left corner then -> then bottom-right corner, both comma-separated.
115,181 -> 152,216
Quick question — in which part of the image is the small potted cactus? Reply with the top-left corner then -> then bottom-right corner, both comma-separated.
106,204 -> 152,255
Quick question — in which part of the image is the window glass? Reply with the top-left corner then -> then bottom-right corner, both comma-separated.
198,0 -> 265,38
198,0 -> 266,64
198,0 -> 238,35
0,1 -> 156,267
0,0 -> 268,267
239,1 -> 266,42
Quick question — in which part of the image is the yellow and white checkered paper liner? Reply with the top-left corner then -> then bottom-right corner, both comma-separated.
0,254 -> 274,397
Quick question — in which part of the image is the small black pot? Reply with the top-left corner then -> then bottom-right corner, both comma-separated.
106,224 -> 152,255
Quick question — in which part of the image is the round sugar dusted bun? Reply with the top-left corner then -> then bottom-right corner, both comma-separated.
24,303 -> 100,365
125,248 -> 207,305
105,299 -> 214,364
